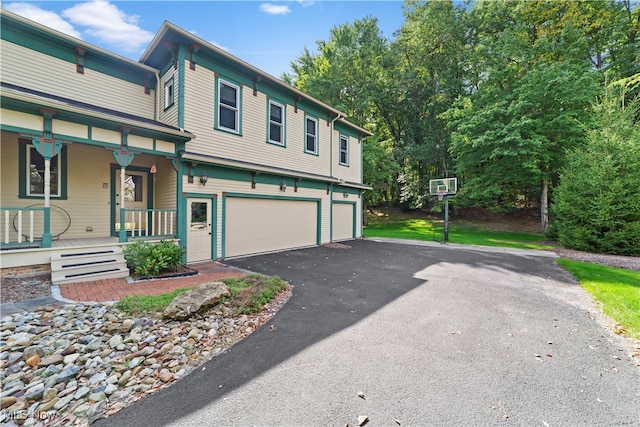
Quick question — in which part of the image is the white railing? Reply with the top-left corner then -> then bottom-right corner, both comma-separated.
1,207 -> 46,247
119,208 -> 176,241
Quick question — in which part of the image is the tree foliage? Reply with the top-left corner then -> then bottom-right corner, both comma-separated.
552,79 -> 640,255
283,0 -> 639,233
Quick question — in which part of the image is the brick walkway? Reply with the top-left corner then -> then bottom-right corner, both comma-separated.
58,262 -> 247,303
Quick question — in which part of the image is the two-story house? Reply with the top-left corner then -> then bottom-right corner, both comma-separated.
0,10 -> 371,283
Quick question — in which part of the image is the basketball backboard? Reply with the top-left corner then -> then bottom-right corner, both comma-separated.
429,178 -> 457,196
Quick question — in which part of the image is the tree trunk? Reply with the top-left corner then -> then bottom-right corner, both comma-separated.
540,179 -> 548,232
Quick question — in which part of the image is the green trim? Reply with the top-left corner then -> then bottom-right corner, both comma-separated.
332,200 -> 357,239
177,45 -> 187,129
214,76 -> 243,136
304,115 -> 319,156
266,98 -> 286,147
2,16 -> 147,86
2,97 -> 190,144
176,160 -> 187,262
334,185 -> 361,195
18,141 -> 68,200
221,192 -> 322,259
163,77 -> 175,111
184,193 -> 218,260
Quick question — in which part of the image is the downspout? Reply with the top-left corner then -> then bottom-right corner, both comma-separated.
329,113 -> 343,243
154,71 -> 160,121
329,113 -> 343,179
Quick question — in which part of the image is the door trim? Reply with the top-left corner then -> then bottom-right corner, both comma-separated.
109,164 -> 153,236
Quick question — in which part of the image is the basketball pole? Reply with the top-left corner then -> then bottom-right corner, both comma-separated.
444,195 -> 449,243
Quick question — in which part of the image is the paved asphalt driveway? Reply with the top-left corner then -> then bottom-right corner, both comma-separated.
101,239 -> 640,426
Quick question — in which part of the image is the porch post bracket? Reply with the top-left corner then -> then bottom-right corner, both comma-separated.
112,149 -> 135,168
30,137 -> 63,160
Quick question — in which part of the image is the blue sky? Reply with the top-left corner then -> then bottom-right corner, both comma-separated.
3,1 -> 406,78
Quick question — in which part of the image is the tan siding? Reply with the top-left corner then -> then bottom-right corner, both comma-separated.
153,157 -> 176,210
182,63 -> 333,177
1,109 -> 43,132
1,40 -> 154,119
333,133 -> 362,184
159,67 -> 179,127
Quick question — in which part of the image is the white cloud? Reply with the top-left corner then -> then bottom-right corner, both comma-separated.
4,2 -> 82,39
298,0 -> 315,7
259,3 -> 291,15
62,0 -> 154,53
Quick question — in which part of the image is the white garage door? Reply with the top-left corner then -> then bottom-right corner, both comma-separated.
225,197 -> 318,258
332,202 -> 355,241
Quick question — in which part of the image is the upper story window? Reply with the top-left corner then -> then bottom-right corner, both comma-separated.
305,116 -> 319,155
339,135 -> 349,166
164,78 -> 174,110
268,100 -> 285,146
217,79 -> 240,133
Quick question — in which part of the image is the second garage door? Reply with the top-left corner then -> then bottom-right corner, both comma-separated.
225,197 -> 318,258
332,202 -> 355,241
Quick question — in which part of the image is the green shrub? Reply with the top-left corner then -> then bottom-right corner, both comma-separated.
123,240 -> 184,277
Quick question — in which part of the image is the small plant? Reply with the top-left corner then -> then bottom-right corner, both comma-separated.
223,274 -> 287,314
115,287 -> 191,315
123,240 -> 184,278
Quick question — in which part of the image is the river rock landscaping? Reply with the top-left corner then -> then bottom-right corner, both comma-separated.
0,287 -> 291,427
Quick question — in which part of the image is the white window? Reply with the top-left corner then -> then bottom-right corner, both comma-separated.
339,135 -> 349,166
218,80 -> 239,132
305,116 -> 318,154
268,101 -> 284,145
27,146 -> 60,197
164,78 -> 174,109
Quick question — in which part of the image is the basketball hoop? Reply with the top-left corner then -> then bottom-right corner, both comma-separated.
437,190 -> 446,201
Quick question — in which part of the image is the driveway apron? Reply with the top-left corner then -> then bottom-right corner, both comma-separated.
100,239 -> 640,426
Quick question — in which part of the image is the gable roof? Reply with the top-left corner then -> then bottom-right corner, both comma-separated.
140,21 -> 372,137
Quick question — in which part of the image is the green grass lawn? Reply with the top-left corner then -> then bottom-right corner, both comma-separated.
364,217 -> 554,250
557,259 -> 640,341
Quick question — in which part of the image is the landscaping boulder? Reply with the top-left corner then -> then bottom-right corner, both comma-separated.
163,282 -> 230,320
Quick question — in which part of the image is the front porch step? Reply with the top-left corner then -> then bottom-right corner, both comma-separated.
51,247 -> 129,285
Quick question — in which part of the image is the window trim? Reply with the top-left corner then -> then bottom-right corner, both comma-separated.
215,77 -> 242,135
304,115 -> 319,155
164,77 -> 174,110
267,100 -> 286,146
18,141 -> 68,200
339,134 -> 349,166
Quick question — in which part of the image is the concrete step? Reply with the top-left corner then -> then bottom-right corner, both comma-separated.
50,246 -> 129,285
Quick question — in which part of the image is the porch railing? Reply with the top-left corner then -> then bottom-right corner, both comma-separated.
1,207 -> 47,248
119,208 -> 176,243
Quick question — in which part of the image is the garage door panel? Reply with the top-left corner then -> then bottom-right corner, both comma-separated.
226,198 -> 317,257
332,203 -> 354,241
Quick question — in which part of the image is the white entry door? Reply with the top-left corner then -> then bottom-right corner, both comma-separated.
187,198 -> 212,263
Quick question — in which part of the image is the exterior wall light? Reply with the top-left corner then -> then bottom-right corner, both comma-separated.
200,173 -> 208,186
280,181 -> 287,192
